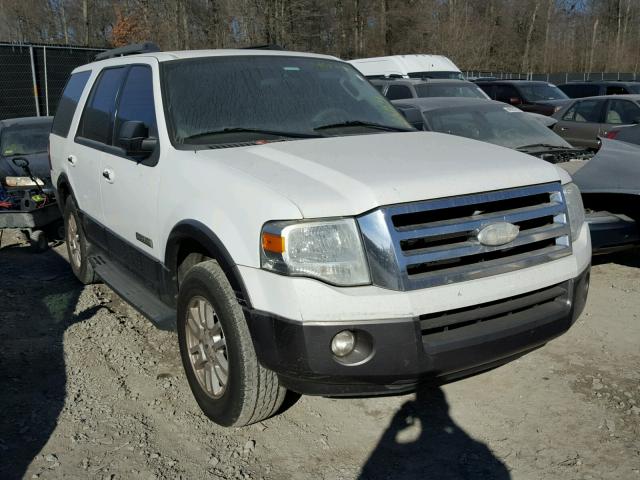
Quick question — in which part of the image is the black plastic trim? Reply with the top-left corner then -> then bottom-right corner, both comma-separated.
245,266 -> 590,396
165,220 -> 252,309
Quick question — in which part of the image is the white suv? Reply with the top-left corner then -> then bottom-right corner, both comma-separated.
50,45 -> 592,427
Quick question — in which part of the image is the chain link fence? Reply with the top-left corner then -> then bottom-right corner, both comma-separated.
0,43 -> 105,121
463,70 -> 640,85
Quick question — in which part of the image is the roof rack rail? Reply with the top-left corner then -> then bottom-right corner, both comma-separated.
94,42 -> 161,61
241,44 -> 284,50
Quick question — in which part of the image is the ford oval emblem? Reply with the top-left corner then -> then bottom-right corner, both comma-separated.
477,222 -> 520,246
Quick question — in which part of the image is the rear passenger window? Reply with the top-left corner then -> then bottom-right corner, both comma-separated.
52,71 -> 91,137
114,66 -> 157,145
77,67 -> 127,144
386,85 -> 412,100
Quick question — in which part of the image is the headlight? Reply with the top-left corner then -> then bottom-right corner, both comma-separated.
5,176 -> 44,187
260,218 -> 371,286
563,182 -> 585,241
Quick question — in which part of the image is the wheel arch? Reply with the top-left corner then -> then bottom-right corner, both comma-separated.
165,220 -> 252,309
55,173 -> 73,212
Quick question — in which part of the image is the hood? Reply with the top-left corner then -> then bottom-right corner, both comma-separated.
568,138 -> 640,195
205,132 -> 563,218
0,153 -> 50,182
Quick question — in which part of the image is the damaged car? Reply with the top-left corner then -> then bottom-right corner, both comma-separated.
393,97 -> 640,253
0,116 -> 60,251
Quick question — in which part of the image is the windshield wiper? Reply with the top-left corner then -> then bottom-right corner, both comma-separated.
314,120 -> 413,132
516,143 -> 568,151
181,127 -> 323,142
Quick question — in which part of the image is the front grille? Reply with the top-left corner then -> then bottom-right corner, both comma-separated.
419,283 -> 568,340
357,183 -> 572,291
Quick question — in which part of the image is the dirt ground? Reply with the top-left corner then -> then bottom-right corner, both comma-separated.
0,228 -> 638,480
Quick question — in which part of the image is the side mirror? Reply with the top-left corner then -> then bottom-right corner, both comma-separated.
118,120 -> 157,158
509,97 -> 522,106
397,106 -> 425,131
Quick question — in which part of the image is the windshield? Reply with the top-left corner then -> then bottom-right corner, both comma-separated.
424,104 -> 571,149
161,56 -> 411,146
414,83 -> 487,99
518,83 -> 568,101
1,125 -> 50,156
407,71 -> 465,80
627,84 -> 640,94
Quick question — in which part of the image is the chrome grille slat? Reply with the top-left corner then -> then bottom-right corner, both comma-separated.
407,245 -> 570,287
394,202 -> 565,240
357,182 -> 572,291
401,223 -> 570,263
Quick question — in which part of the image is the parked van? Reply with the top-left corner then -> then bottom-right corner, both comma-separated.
348,54 -> 464,80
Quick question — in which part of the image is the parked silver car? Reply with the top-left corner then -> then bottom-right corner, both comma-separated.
551,95 -> 640,149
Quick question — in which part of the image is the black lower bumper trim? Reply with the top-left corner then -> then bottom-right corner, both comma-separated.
245,266 -> 590,396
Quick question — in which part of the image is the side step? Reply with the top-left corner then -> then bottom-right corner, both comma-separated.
90,255 -> 176,330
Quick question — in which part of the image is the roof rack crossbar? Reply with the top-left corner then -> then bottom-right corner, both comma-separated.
94,42 -> 161,61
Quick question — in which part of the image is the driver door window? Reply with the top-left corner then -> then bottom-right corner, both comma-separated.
114,65 -> 157,150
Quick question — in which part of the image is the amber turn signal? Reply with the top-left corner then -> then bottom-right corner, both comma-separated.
262,232 -> 285,253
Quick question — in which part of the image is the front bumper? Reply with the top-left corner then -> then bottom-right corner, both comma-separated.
586,211 -> 639,253
245,266 -> 590,396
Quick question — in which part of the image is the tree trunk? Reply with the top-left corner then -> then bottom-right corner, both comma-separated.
587,18 -> 599,76
521,1 -> 540,73
83,0 -> 88,45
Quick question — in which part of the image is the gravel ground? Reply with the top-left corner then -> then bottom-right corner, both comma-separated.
0,229 -> 638,480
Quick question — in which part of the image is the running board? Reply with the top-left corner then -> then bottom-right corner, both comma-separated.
89,255 -> 176,330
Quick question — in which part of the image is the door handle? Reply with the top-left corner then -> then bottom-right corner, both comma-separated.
560,127 -> 569,131
67,155 -> 77,166
102,169 -> 114,182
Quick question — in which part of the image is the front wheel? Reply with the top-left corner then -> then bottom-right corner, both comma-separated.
177,259 -> 286,427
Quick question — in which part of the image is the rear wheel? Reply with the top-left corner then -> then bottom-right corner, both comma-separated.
177,259 -> 285,426
64,198 -> 96,284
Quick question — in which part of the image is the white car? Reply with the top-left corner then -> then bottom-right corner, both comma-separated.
50,44 -> 592,427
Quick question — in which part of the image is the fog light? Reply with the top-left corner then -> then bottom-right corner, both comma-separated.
331,330 -> 356,357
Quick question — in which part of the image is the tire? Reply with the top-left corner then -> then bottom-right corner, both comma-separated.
29,230 -> 49,253
63,198 -> 96,284
177,259 -> 286,427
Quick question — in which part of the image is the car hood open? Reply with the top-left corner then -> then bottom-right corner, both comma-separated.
208,132 -> 564,218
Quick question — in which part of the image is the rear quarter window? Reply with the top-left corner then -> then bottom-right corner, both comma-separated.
51,71 -> 91,137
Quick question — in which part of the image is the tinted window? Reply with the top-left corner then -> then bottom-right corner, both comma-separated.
517,83 -> 568,101
606,86 -> 628,95
559,84 -> 599,98
495,85 -> 520,103
407,71 -> 465,80
114,66 -> 157,146
51,71 -> 91,137
77,67 -> 127,144
605,99 -> 640,124
162,56 -> 410,146
386,85 -> 412,100
564,99 -> 602,122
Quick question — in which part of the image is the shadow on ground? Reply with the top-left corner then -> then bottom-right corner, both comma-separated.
359,386 -> 510,480
593,247 -> 639,268
0,238 -> 96,479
